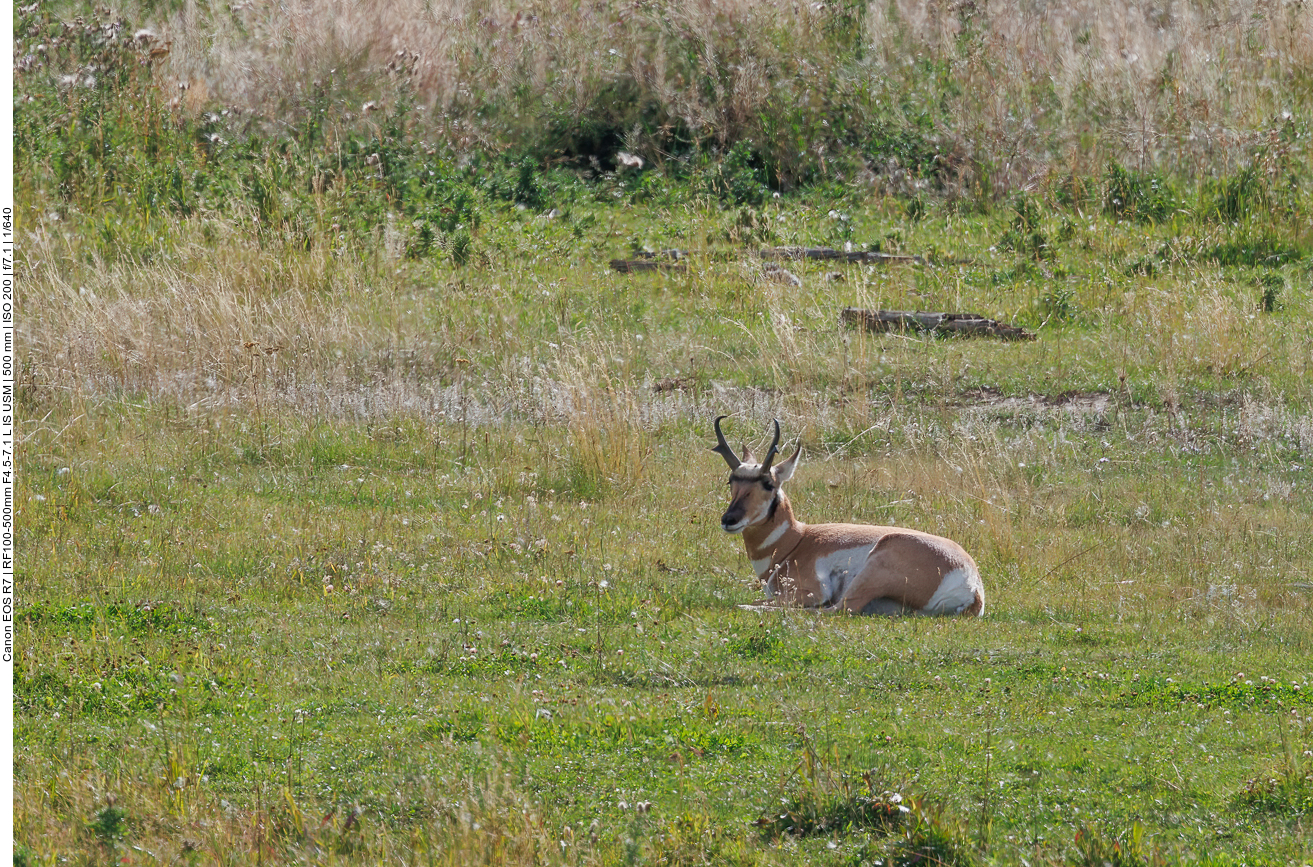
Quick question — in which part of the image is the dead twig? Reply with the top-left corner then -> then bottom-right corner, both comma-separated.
841,308 -> 1035,341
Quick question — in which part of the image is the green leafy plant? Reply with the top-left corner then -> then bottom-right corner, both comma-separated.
1072,822 -> 1157,867
755,776 -> 911,839
87,803 -> 129,844
999,193 -> 1052,259
1259,273 -> 1285,312
711,142 -> 772,206
1040,284 -> 1078,323
1206,167 -> 1270,223
1104,163 -> 1180,224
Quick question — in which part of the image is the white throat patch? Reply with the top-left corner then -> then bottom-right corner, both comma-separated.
757,519 -> 791,550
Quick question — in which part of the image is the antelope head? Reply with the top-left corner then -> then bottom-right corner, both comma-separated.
711,416 -> 801,534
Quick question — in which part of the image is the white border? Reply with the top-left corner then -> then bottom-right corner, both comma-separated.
2,0 -> 16,851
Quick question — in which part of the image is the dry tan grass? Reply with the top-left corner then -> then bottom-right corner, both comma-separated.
549,336 -> 659,492
146,0 -> 1313,185
19,224 -> 378,408
20,219 -> 1301,438
866,0 -> 1313,183
160,0 -> 830,151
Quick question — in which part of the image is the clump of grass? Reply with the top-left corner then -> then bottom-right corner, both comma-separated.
1238,766 -> 1313,817
755,729 -> 899,839
546,340 -> 659,499
1104,162 -> 1181,224
87,801 -> 130,844
999,193 -> 1053,260
1072,822 -> 1157,867
1207,167 -> 1275,223
1258,273 -> 1286,313
1182,287 -> 1264,376
1235,724 -> 1313,818
726,623 -> 785,660
758,768 -> 979,866
885,805 -> 979,867
755,777 -> 911,839
1203,232 -> 1303,268
754,732 -> 977,864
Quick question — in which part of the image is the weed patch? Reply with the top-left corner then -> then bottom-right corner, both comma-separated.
1237,767 -> 1313,818
999,194 -> 1053,260
21,600 -> 209,634
1072,822 -> 1155,867
1202,234 -> 1303,268
1104,163 -> 1181,224
726,624 -> 786,660
755,771 -> 911,839
1119,677 -> 1313,712
87,802 -> 130,844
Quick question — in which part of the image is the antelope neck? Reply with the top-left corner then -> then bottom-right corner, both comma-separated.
743,491 -> 805,564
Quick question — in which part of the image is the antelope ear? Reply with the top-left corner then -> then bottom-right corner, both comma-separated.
741,443 -> 756,464
773,444 -> 802,483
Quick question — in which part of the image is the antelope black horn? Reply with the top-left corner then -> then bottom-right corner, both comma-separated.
759,419 -> 782,474
711,416 -> 741,469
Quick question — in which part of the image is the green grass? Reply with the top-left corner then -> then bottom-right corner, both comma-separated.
14,1 -> 1313,864
15,351 -> 1313,864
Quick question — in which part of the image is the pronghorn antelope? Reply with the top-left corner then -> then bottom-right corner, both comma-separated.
711,417 -> 985,616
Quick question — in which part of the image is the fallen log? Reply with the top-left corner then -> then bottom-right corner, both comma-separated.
609,259 -> 688,273
761,246 -> 926,265
634,249 -> 687,261
841,308 -> 1035,341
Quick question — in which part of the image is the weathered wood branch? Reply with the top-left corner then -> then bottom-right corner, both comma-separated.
841,308 -> 1035,341
634,249 -> 687,261
608,259 -> 687,273
761,246 -> 926,265
610,247 -> 929,274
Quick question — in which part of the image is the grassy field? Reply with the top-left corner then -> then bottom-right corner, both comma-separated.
14,0 -> 1313,864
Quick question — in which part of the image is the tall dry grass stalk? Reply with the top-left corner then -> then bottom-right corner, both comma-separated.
550,336 -> 659,494
18,225 -> 379,407
149,0 -> 1313,187
163,0 -> 833,151
868,0 -> 1313,181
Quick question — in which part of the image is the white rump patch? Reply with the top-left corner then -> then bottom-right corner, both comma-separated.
920,567 -> 980,615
